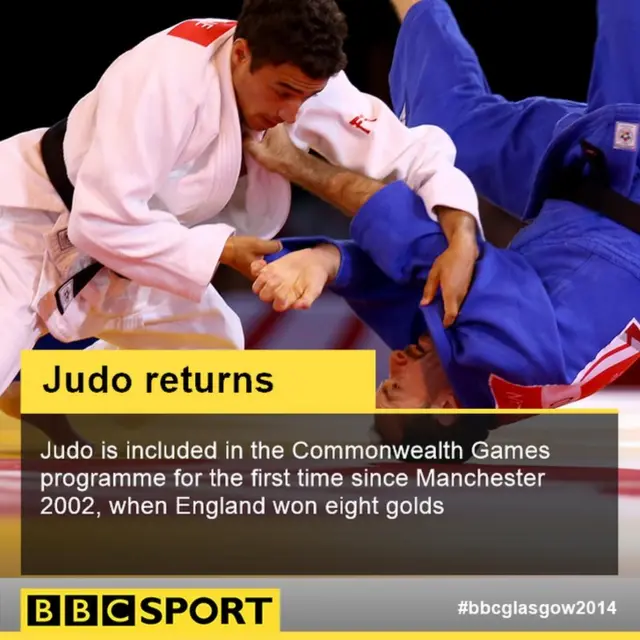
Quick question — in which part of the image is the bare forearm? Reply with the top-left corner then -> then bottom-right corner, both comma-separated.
278,150 -> 478,248
434,205 -> 479,245
280,152 -> 386,217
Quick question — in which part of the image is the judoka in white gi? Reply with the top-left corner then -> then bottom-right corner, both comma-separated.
0,0 -> 482,401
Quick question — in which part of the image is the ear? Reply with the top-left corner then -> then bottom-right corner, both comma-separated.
231,38 -> 251,65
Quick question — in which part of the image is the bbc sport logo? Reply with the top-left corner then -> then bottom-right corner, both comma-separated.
21,589 -> 280,634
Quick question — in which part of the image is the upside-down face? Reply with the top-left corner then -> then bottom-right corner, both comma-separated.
374,335 -> 459,444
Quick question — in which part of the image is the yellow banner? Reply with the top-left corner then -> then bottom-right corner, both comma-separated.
20,589 -> 280,635
20,350 -> 376,414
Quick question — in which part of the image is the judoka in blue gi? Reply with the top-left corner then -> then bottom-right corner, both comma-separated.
245,0 -> 640,451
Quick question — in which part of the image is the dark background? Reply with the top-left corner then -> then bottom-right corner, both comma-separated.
3,1 -> 594,141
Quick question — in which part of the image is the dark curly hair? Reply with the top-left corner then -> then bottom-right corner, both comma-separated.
235,0 -> 348,80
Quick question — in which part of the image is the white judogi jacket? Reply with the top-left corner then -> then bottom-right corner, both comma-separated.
0,19 -> 479,344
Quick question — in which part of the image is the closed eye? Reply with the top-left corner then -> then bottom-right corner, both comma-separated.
274,88 -> 294,99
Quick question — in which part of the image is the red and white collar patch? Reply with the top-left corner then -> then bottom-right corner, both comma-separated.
168,20 -> 236,47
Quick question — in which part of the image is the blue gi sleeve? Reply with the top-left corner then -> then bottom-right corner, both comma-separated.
267,237 -> 418,300
391,0 -> 584,220
587,0 -> 640,110
328,241 -> 426,350
266,237 -> 425,350
349,181 -> 451,284
346,181 -> 578,408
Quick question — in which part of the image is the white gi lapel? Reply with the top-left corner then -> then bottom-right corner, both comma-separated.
243,147 -> 292,238
201,31 -> 244,215
211,132 -> 292,239
211,35 -> 292,239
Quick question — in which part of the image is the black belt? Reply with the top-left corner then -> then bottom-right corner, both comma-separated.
548,140 -> 640,235
40,119 -> 113,314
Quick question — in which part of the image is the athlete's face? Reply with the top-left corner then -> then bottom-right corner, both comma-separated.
231,38 -> 328,131
374,335 -> 458,444
376,336 -> 457,409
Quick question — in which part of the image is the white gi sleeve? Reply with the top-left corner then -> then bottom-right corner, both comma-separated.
289,71 -> 481,231
67,44 -> 234,303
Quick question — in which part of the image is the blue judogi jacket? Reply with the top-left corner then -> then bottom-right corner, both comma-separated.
268,0 -> 640,407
